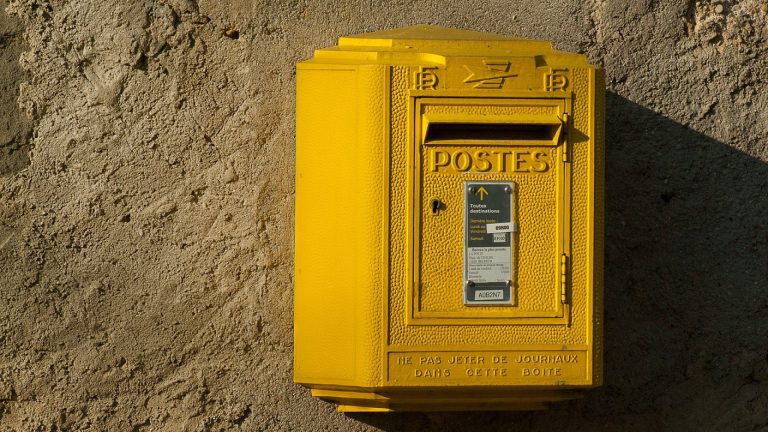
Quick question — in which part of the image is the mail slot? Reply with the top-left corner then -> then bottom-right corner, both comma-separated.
295,25 -> 604,412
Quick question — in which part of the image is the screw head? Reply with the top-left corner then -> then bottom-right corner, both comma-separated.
505,185 -> 513,194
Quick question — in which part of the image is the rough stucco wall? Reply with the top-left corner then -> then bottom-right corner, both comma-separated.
0,0 -> 766,430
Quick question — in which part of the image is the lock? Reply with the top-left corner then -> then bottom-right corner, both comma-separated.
429,198 -> 441,214
295,25 -> 604,412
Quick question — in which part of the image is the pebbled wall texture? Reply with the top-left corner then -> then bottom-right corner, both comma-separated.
0,0 -> 766,430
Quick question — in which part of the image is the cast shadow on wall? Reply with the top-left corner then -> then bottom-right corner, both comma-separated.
0,6 -> 32,176
348,92 -> 768,431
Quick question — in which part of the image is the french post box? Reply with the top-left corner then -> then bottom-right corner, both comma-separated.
294,25 -> 604,412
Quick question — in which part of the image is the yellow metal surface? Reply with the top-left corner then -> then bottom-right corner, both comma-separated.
294,25 -> 604,412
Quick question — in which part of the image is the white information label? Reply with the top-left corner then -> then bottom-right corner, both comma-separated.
466,247 -> 512,283
475,290 -> 504,301
486,222 -> 518,233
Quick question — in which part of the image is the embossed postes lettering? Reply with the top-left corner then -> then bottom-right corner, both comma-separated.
388,351 -> 586,383
429,148 -> 551,174
413,66 -> 439,90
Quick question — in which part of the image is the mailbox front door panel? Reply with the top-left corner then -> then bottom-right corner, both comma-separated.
411,97 -> 570,323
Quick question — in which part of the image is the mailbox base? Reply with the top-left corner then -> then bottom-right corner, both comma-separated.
311,388 -> 584,412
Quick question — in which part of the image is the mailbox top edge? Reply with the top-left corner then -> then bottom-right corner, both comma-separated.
299,24 -> 594,68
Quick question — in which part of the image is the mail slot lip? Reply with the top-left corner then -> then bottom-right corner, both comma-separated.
416,97 -> 568,146
422,113 -> 564,146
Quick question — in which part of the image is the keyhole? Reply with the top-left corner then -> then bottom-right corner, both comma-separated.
430,199 -> 441,214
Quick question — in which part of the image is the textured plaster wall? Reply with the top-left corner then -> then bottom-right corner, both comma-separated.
0,0 -> 766,430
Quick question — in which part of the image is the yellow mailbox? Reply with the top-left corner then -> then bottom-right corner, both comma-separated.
294,25 -> 604,412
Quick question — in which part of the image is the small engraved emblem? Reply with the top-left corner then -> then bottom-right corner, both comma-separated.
463,61 -> 516,89
544,68 -> 569,91
413,66 -> 439,90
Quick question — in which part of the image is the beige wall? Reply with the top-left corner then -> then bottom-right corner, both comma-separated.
1,0 -> 767,430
